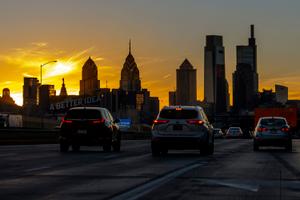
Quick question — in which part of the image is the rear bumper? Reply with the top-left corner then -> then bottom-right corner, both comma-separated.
151,136 -> 206,150
254,137 -> 291,147
60,128 -> 112,145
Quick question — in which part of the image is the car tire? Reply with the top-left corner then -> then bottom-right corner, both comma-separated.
112,140 -> 121,152
103,142 -> 111,152
285,140 -> 292,152
151,143 -> 161,157
60,141 -> 69,152
253,142 -> 259,151
72,144 -> 80,152
200,142 -> 210,155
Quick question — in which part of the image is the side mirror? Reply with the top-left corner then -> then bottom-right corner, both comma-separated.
114,119 -> 120,123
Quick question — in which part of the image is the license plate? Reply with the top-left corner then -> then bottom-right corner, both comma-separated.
77,129 -> 87,134
173,124 -> 183,131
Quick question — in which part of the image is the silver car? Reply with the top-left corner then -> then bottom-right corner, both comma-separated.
151,106 -> 214,156
253,117 -> 292,151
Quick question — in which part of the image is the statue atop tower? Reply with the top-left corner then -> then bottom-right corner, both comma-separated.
59,78 -> 68,96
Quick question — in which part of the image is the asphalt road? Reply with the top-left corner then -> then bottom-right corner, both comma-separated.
0,139 -> 300,200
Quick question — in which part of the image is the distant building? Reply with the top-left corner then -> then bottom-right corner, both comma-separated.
39,85 -> 56,113
169,91 -> 176,106
275,84 -> 288,104
233,25 -> 259,112
60,78 -> 68,96
120,40 -> 141,92
0,88 -> 15,105
23,77 -> 40,108
79,57 -> 100,96
176,59 -> 197,105
204,35 -> 229,113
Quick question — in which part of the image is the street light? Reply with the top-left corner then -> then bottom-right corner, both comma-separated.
40,60 -> 57,85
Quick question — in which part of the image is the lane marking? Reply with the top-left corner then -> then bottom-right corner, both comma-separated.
25,166 -> 51,172
195,178 -> 259,192
110,163 -> 202,200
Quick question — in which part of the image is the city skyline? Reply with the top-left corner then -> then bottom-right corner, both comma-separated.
1,0 -> 300,106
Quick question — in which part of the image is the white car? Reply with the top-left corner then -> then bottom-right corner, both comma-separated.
225,127 -> 243,138
151,106 -> 214,156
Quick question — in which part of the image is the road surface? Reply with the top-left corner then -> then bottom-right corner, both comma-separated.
0,139 -> 300,199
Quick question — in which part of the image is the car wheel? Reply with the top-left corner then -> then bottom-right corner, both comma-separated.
151,143 -> 161,157
200,141 -> 210,155
253,142 -> 259,151
103,142 -> 111,152
285,140 -> 292,152
60,141 -> 69,152
72,144 -> 80,152
112,140 -> 121,152
161,148 -> 168,155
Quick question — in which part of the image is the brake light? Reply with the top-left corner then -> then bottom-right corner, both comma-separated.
281,127 -> 290,132
153,119 -> 169,125
257,127 -> 268,132
187,120 -> 204,125
62,118 -> 73,124
92,118 -> 105,124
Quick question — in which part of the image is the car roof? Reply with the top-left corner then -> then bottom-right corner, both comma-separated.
259,116 -> 286,120
68,107 -> 106,111
162,105 -> 203,111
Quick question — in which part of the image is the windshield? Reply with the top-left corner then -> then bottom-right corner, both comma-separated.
159,109 -> 199,119
260,118 -> 287,128
65,109 -> 102,120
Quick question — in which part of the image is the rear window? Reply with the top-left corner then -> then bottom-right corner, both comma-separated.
159,109 -> 199,119
65,109 -> 102,119
260,118 -> 287,127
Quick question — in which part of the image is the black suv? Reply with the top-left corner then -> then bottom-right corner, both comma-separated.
59,107 -> 121,152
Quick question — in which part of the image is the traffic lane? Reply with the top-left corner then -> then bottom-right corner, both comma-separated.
0,139 -> 241,200
142,140 -> 300,200
0,140 -> 151,180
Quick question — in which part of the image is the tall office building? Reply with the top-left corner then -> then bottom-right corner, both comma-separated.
233,25 -> 259,112
169,91 -> 176,106
204,35 -> 229,113
79,57 -> 100,96
23,77 -> 40,108
120,40 -> 141,92
275,84 -> 288,104
39,84 -> 56,112
176,59 -> 197,105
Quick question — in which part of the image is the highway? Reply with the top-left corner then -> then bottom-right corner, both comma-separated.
0,139 -> 300,199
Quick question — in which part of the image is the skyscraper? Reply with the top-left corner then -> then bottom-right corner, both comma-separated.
23,77 -> 40,108
176,59 -> 197,105
120,40 -> 141,92
79,57 -> 100,96
204,35 -> 229,113
233,25 -> 259,112
275,84 -> 288,104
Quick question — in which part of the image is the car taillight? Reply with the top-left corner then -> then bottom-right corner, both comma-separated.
153,119 -> 169,125
186,120 -> 204,125
257,127 -> 268,132
281,127 -> 290,132
61,117 -> 73,124
91,118 -> 105,124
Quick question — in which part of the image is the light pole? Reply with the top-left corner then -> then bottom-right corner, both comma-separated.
40,60 -> 57,85
39,60 -> 56,129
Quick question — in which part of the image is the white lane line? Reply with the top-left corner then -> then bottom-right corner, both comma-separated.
197,178 -> 260,192
25,166 -> 51,172
110,163 -> 202,200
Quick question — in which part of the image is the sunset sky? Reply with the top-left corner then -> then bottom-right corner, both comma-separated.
0,0 -> 300,106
